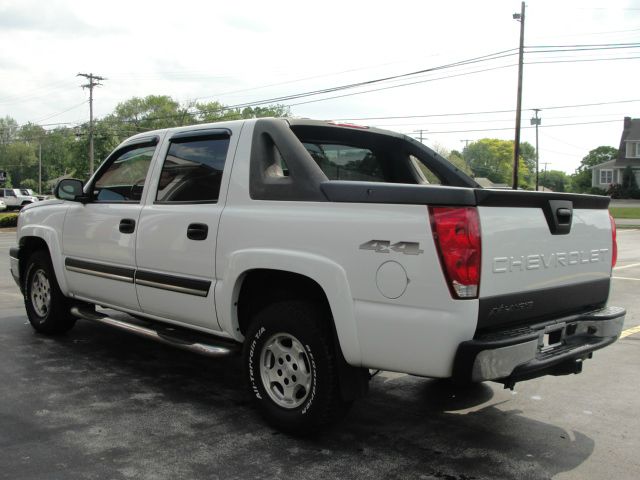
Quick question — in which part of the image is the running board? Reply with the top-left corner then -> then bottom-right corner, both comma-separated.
70,306 -> 240,358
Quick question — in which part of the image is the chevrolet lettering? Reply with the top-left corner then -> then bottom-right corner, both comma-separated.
492,249 -> 610,273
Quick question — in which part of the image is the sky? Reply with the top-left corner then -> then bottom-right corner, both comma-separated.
1,0 -> 639,174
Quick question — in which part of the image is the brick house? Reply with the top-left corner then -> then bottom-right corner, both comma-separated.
591,117 -> 640,188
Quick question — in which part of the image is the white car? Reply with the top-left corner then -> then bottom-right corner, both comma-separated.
0,199 -> 6,211
13,189 -> 39,205
0,188 -> 37,209
9,118 -> 626,433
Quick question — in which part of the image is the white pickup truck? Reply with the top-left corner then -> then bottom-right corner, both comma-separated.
9,118 -> 625,432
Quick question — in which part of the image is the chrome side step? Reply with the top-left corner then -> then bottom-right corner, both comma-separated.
70,306 -> 240,358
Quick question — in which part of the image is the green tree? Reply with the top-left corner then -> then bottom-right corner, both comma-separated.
0,96 -> 291,186
447,150 -> 472,176
195,102 -> 290,123
569,146 -> 617,193
111,95 -> 186,131
21,178 -> 39,191
1,142 -> 38,187
0,116 -> 19,144
621,165 -> 640,198
463,138 -> 535,189
539,169 -> 570,192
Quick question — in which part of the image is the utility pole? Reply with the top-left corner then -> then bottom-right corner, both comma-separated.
512,1 -> 526,190
414,129 -> 428,143
77,73 -> 106,176
541,161 -> 551,190
530,109 -> 541,191
461,139 -> 473,168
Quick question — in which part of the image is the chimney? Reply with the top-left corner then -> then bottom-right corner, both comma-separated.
624,116 -> 632,129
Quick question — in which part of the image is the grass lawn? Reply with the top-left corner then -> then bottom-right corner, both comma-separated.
0,212 -> 17,219
610,207 -> 640,219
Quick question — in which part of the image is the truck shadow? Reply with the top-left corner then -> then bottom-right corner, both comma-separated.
7,318 -> 594,480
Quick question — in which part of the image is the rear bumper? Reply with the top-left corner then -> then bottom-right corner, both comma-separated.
453,306 -> 625,387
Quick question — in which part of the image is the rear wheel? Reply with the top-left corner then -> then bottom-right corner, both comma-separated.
24,250 -> 76,335
243,300 -> 351,434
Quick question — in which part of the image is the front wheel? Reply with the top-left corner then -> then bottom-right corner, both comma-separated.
24,250 -> 76,335
243,300 -> 350,433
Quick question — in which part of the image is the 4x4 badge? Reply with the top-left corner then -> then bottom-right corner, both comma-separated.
359,240 -> 423,255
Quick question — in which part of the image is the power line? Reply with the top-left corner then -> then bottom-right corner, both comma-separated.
6,43 -> 636,132
2,95 -> 637,136
195,50 -> 520,111
30,101 -> 88,124
527,42 -> 640,48
402,118 -> 621,135
0,80 -> 78,105
335,98 -> 640,122
278,55 -> 639,110
526,55 -> 640,65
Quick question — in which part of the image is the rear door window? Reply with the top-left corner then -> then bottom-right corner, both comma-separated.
156,136 -> 230,203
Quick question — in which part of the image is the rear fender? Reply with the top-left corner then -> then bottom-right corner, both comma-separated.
216,248 -> 362,366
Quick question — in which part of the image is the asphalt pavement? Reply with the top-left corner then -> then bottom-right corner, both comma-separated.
0,229 -> 639,480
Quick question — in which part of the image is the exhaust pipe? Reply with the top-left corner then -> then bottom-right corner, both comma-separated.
70,306 -> 239,358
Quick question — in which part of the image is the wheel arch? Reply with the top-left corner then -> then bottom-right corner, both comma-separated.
216,249 -> 362,367
18,229 -> 69,294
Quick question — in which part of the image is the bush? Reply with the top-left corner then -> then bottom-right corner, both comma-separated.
588,186 -> 607,195
0,213 -> 18,228
606,183 -> 624,198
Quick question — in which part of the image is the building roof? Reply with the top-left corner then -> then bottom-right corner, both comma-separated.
618,117 -> 640,160
591,158 -> 640,169
623,117 -> 640,142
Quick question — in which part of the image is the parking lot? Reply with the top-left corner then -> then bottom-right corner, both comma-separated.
1,229 -> 639,480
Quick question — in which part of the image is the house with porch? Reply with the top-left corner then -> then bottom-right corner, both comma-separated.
591,117 -> 640,188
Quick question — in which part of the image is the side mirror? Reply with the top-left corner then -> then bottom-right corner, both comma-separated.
54,179 -> 87,202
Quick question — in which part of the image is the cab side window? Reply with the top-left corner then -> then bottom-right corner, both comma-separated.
92,145 -> 156,202
156,136 -> 230,203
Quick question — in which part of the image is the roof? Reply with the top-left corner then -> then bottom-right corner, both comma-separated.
623,117 -> 640,142
590,158 -> 640,169
618,117 -> 640,160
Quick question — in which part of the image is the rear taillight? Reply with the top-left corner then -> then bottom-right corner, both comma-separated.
429,206 -> 481,299
609,213 -> 617,268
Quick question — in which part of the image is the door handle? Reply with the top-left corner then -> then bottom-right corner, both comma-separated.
119,218 -> 136,234
187,223 -> 208,241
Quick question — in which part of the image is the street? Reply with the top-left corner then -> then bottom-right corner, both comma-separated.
0,229 -> 639,480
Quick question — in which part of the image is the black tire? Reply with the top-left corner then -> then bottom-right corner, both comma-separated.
243,300 -> 350,434
24,250 -> 76,335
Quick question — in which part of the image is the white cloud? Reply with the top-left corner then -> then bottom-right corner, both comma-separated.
0,0 -> 639,172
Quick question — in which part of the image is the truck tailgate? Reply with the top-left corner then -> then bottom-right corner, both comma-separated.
476,190 -> 613,332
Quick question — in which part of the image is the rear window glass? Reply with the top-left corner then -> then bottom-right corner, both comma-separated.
302,142 -> 385,182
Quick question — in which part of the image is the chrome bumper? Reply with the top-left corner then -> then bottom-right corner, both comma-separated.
454,306 -> 626,386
